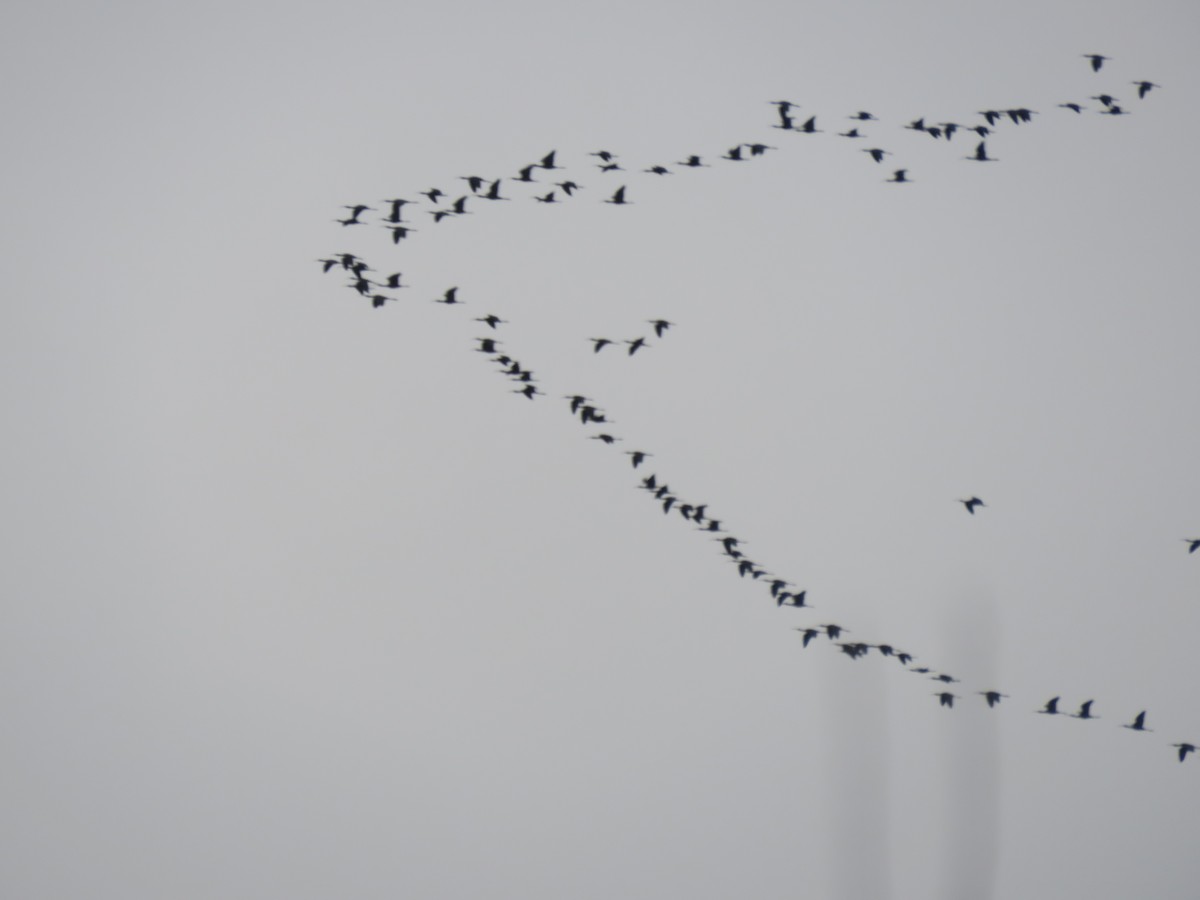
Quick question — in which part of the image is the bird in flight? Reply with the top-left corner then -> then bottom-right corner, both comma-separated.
1183,539 -> 1200,554
1083,53 -> 1110,72
436,287 -> 460,304
1174,743 -> 1196,762
979,691 -> 1008,708
474,314 -> 506,329
1071,700 -> 1098,720
1132,80 -> 1160,99
1122,711 -> 1150,732
935,692 -> 957,708
605,186 -> 630,205
1038,697 -> 1062,715
966,141 -> 996,162
887,169 -> 910,183
960,497 -> 985,514
590,338 -> 614,353
649,319 -> 673,338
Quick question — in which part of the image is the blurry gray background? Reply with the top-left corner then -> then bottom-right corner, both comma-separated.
2,1 -> 1197,898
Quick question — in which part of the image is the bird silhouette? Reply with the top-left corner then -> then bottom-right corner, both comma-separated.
1083,53 -> 1110,72
1174,743 -> 1196,762
1182,539 -> 1199,554
1122,711 -> 1150,732
475,314 -> 506,329
1132,81 -> 1160,99
605,186 -> 630,205
960,497 -> 985,514
436,287 -> 460,304
966,141 -> 996,162
677,155 -> 709,167
1072,700 -> 1098,719
337,204 -> 372,225
648,319 -> 673,338
863,148 -> 889,163
1059,102 -> 1085,113
887,169 -> 910,183
626,450 -> 651,468
935,692 -> 957,708
590,338 -> 614,353
1038,697 -> 1062,715
644,165 -> 671,175
980,691 -> 1008,708
626,338 -> 648,356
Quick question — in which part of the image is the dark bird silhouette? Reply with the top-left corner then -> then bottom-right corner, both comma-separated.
590,338 -> 614,353
605,186 -> 630,205
380,273 -> 405,289
420,188 -> 444,203
382,198 -> 412,222
960,497 -> 985,514
475,338 -> 500,354
778,590 -> 808,608
849,111 -> 877,121
932,674 -> 960,684
1092,93 -> 1118,108
514,384 -> 540,400
887,169 -> 909,183
644,165 -> 671,175
978,110 -> 1002,126
980,691 -> 1008,708
1099,105 -> 1128,116
1132,80 -> 1160,99
481,179 -> 508,201
515,165 -> 538,183
935,692 -> 957,708
591,434 -> 620,445
648,319 -> 673,338
385,225 -> 416,244
370,294 -> 393,309
318,258 -> 339,273
796,627 -> 820,647
839,128 -> 864,138
539,151 -> 559,169
967,141 -> 996,162
475,314 -> 506,329
626,450 -> 651,468
722,145 -> 746,161
1083,53 -> 1110,73
1123,711 -> 1150,732
436,287 -> 460,304
1174,743 -> 1197,762
906,118 -> 928,131
597,162 -> 623,172
795,116 -> 821,134
626,338 -> 648,356
591,150 -> 617,162
450,196 -> 470,215
337,204 -> 372,225
579,405 -> 606,424
460,176 -> 486,193
1038,697 -> 1062,715
1072,700 -> 1098,720
1184,539 -> 1200,554
534,192 -> 558,203
1059,102 -> 1084,113
823,624 -> 847,641
556,181 -> 581,196
677,155 -> 709,167
863,148 -> 889,163
565,395 -> 588,414
747,143 -> 774,156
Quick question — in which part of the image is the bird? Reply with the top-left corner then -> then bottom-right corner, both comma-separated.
538,150 -> 559,169
1122,711 -> 1150,732
862,148 -> 889,163
591,434 -> 620,445
838,128 -> 864,138
459,176 -> 486,192
644,165 -> 671,175
436,287 -> 460,304
722,145 -> 746,161
1092,94 -> 1118,108
591,150 -> 617,162
625,338 -> 648,356
534,192 -> 558,203
1182,539 -> 1199,554
648,320 -> 673,338
822,624 -> 847,640
381,198 -> 413,222
932,674 -> 960,684
848,111 -> 877,121
1072,700 -> 1098,720
795,627 -> 820,647
379,273 -> 405,289
514,165 -> 538,183
1132,80 -> 1160,99
605,186 -> 629,205
1083,54 -> 1110,73
978,110 -> 1002,126
337,204 -> 371,225
420,188 -> 444,203
1038,697 -> 1061,715
385,225 -> 416,244
746,143 -> 774,156
887,169 -> 909,183
475,338 -> 501,354
481,179 -> 509,201
626,451 -> 651,468
677,155 -> 708,167
1173,743 -> 1196,762
979,691 -> 1008,708
513,384 -> 540,400
778,591 -> 808,608
1058,102 -> 1084,113
795,116 -> 821,134
590,338 -> 614,353
935,692 -> 957,708
960,497 -> 985,514
966,141 -> 996,162
475,314 -> 506,329
370,294 -> 393,309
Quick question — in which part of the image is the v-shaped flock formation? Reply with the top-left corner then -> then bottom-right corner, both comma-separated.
318,54 -> 1197,765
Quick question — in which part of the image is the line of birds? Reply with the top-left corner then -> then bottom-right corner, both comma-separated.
318,54 -> 1196,763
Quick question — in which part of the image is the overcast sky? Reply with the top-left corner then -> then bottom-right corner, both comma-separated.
3,1 -> 1199,898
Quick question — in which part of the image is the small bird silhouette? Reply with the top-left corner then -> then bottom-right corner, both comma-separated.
935,692 -> 957,708
605,186 -> 630,205
1083,53 -> 1110,72
1038,697 -> 1061,715
960,497 -> 985,514
1183,539 -> 1200,554
475,314 -> 506,329
626,450 -> 651,468
887,169 -> 909,183
436,287 -> 460,304
967,141 -> 996,162
1072,700 -> 1098,720
1174,743 -> 1196,762
980,691 -> 1008,708
590,338 -> 614,353
1122,711 -> 1150,732
1132,81 -> 1160,99
648,319 -> 673,338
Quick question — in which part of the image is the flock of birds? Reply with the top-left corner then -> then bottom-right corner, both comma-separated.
318,54 -> 1198,765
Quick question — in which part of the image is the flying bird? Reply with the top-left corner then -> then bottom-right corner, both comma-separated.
1122,711 -> 1150,732
1038,697 -> 1061,715
887,169 -> 910,183
590,338 -> 614,353
1132,80 -> 1160,99
980,691 -> 1008,708
1083,53 -> 1110,72
967,141 -> 996,162
648,319 -> 673,338
935,692 -> 957,708
960,497 -> 985,514
1072,700 -> 1098,720
475,314 -> 506,329
605,186 -> 630,205
626,450 -> 651,468
436,287 -> 460,304
1182,539 -> 1200,554
1174,743 -> 1196,762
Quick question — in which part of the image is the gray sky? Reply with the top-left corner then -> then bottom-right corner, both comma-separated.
3,1 -> 1198,898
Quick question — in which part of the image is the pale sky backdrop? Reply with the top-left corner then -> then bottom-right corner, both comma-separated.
3,1 -> 1198,898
